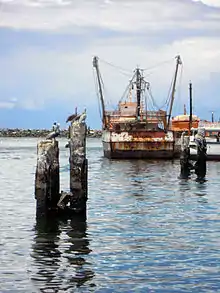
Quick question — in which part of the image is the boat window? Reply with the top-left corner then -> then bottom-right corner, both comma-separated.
206,131 -> 218,137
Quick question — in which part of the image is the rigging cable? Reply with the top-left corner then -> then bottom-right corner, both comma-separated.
165,59 -> 183,114
148,87 -> 161,110
118,70 -> 137,105
98,58 -> 135,110
164,71 -> 176,113
143,58 -> 174,72
92,68 -> 102,120
146,90 -> 158,112
175,62 -> 184,114
99,58 -> 132,77
166,78 -> 174,111
142,58 -> 176,111
99,67 -> 116,110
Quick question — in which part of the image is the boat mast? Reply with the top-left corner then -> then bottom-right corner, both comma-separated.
167,55 -> 182,130
93,56 -> 106,128
211,111 -> 214,123
189,81 -> 193,134
136,68 -> 142,121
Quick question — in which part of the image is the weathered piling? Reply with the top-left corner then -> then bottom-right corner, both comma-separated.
69,120 -> 88,212
179,133 -> 191,179
179,129 -> 207,181
35,111 -> 88,217
194,131 -> 207,181
35,139 -> 60,215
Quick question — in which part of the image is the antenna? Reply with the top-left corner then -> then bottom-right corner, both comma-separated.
209,110 -> 215,123
189,82 -> 192,133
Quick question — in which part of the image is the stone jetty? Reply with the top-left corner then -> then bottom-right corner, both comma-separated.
0,128 -> 102,138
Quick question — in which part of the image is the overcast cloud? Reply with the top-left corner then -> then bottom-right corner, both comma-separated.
0,0 -> 220,128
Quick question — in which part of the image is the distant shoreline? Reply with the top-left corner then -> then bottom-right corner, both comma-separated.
0,128 -> 102,138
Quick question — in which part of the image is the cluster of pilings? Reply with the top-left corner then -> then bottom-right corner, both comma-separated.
35,121 -> 87,217
179,132 -> 207,181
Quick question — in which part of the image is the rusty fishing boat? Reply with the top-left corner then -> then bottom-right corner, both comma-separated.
93,56 -> 182,159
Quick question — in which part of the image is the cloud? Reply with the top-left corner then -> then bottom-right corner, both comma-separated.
0,0 -> 220,34
194,0 -> 220,7
0,101 -> 15,109
0,0 -> 220,128
1,33 -> 219,109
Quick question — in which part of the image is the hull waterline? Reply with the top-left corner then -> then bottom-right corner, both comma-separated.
102,130 -> 175,159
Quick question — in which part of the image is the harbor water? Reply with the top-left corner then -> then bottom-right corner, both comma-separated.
0,137 -> 220,292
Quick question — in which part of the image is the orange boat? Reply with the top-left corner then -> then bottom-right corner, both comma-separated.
93,56 -> 182,159
172,107 -> 200,135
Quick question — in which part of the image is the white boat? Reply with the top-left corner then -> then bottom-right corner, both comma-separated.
189,122 -> 220,160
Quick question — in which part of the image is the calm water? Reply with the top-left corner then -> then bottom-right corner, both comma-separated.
0,137 -> 220,292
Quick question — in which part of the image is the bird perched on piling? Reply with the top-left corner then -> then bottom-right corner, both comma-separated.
66,107 -> 78,123
195,128 -> 206,150
78,108 -> 87,124
46,122 -> 60,140
66,108 -> 87,124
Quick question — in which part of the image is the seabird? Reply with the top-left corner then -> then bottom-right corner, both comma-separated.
66,108 -> 87,124
78,108 -> 87,124
46,131 -> 60,140
66,107 -> 78,123
46,122 -> 60,140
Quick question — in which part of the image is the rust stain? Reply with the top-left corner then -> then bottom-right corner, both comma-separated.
112,141 -> 174,151
110,130 -> 172,142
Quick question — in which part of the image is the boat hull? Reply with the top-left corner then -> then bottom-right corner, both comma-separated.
189,141 -> 220,161
190,154 -> 220,161
102,130 -> 175,159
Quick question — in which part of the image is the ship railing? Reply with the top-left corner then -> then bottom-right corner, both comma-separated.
105,111 -> 135,117
198,121 -> 220,129
105,110 -> 167,118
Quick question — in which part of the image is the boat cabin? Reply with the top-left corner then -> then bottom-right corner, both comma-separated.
171,114 -> 200,136
189,122 -> 220,160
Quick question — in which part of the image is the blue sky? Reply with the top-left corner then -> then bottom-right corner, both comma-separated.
0,0 -> 220,129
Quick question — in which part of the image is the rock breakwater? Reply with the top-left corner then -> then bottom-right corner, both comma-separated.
0,128 -> 102,138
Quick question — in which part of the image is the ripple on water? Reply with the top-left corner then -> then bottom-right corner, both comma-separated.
1,138 -> 220,292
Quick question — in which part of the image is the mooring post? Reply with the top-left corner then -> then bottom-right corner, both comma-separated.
179,132 -> 191,179
35,139 -> 60,215
194,130 -> 207,180
69,120 -> 88,213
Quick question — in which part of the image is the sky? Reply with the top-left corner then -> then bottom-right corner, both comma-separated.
0,0 -> 220,129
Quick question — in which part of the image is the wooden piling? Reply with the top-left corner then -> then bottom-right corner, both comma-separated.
69,120 -> 88,213
179,133 -> 191,179
194,138 -> 207,180
35,139 -> 60,215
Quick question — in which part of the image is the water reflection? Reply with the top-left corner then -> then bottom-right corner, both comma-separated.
178,176 -> 208,200
127,161 -> 146,196
30,214 -> 93,292
194,180 -> 208,201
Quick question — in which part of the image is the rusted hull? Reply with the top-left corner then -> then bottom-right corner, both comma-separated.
102,130 -> 175,159
103,141 -> 175,159
173,144 -> 181,158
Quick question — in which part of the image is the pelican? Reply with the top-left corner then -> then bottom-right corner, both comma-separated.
46,131 -> 60,140
66,107 -> 78,123
67,108 -> 87,124
46,122 -> 60,140
78,108 -> 87,124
